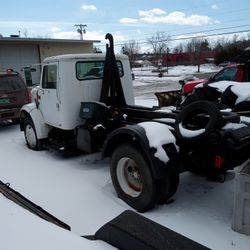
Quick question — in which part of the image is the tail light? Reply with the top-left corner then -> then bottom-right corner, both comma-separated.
28,88 -> 32,103
214,155 -> 224,169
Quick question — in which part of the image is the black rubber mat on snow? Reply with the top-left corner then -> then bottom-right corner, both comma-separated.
95,210 -> 211,250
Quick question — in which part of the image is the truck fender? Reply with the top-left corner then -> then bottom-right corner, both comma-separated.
20,103 -> 51,139
102,124 -> 178,179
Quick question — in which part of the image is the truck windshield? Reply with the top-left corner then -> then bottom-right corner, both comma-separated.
76,61 -> 123,80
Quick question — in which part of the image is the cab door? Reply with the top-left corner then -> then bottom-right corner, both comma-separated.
38,63 -> 61,127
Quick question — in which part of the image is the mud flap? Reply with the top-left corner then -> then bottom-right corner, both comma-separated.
94,210 -> 210,250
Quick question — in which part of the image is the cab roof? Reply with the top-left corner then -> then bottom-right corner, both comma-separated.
43,53 -> 128,63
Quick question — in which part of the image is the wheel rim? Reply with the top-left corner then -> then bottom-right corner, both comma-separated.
116,157 -> 143,197
25,124 -> 37,148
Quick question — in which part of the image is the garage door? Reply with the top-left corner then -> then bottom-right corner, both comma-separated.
0,44 -> 41,85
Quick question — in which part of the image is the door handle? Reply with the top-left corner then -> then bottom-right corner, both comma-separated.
56,102 -> 60,111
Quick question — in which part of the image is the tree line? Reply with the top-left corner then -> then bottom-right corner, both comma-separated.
122,32 -> 250,66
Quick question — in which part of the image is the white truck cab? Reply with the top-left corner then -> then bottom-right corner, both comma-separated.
20,53 -> 134,145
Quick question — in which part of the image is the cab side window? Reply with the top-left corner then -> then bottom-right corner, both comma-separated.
42,65 -> 57,89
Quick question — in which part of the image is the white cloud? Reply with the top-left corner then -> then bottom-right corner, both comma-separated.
52,31 -> 80,40
50,27 -> 61,32
52,30 -> 102,40
176,33 -> 207,40
211,5 -> 218,9
81,5 -> 97,11
139,9 -> 218,26
119,18 -> 138,24
52,30 -> 126,43
139,8 -> 166,18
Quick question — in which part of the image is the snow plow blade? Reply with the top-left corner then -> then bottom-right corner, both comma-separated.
0,180 -> 71,231
155,89 -> 181,107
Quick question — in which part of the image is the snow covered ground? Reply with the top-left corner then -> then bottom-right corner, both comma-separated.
133,64 -> 219,98
1,64 -> 250,250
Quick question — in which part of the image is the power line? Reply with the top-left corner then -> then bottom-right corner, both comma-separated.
168,29 -> 250,42
101,6 -> 250,41
97,28 -> 250,48
170,24 -> 250,38
123,24 -> 250,44
141,29 -> 250,45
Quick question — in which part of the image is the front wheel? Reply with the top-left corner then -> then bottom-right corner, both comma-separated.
24,117 -> 41,150
110,143 -> 158,212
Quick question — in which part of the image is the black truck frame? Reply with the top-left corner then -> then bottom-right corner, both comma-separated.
75,34 -> 250,212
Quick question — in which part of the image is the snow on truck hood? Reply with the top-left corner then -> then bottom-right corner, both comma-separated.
138,122 -> 178,164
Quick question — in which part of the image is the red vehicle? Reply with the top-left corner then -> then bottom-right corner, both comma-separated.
155,63 -> 250,107
182,63 -> 249,94
0,70 -> 30,123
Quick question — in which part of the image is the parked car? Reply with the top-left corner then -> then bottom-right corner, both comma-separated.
0,70 -> 30,123
155,63 -> 250,108
182,63 -> 249,94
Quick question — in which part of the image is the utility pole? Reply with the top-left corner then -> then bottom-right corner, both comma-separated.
75,24 -> 87,40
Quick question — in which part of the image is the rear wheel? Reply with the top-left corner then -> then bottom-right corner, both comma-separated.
24,117 -> 41,150
110,143 -> 158,212
158,173 -> 179,204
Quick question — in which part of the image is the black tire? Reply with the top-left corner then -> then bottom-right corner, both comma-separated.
110,143 -> 158,212
158,173 -> 179,204
175,101 -> 222,142
23,117 -> 42,150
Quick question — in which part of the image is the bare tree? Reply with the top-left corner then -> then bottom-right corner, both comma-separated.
94,46 -> 102,53
147,32 -> 171,61
121,40 -> 140,65
147,32 -> 171,69
173,43 -> 184,54
21,29 -> 29,38
248,32 -> 250,40
185,37 -> 211,72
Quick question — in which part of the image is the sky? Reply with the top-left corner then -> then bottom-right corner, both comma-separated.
0,0 -> 250,52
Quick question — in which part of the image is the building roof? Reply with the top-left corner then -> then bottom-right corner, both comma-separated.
0,36 -> 100,44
